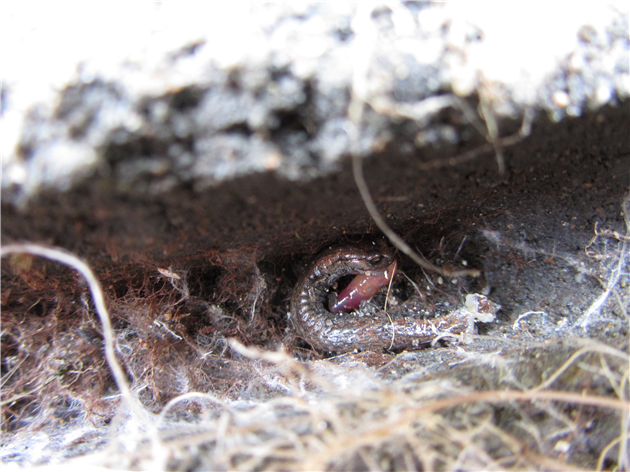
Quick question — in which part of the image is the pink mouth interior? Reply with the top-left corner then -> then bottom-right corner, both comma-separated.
328,261 -> 397,314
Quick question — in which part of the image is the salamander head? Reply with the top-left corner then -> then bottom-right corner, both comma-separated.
322,242 -> 397,314
325,242 -> 396,277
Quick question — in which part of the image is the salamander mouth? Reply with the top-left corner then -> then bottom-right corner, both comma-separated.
328,261 -> 397,314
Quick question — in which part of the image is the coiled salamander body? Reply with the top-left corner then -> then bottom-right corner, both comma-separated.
290,243 -> 471,353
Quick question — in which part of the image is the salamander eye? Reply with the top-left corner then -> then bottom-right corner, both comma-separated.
367,255 -> 383,265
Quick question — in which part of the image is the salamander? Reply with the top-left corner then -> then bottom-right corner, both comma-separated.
290,242 -> 474,353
